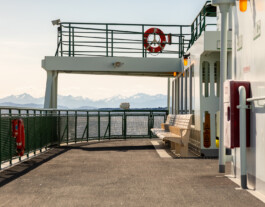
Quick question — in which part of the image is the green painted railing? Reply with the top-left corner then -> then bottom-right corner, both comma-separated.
0,107 -> 167,169
54,1 -> 216,58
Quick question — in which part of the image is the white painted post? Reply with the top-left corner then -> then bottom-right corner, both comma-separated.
172,80 -> 175,114
175,78 -> 179,114
167,77 -> 171,113
44,71 -> 58,109
212,0 -> 235,174
238,86 -> 247,189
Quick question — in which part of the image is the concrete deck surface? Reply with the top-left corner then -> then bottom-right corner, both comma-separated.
0,139 -> 264,207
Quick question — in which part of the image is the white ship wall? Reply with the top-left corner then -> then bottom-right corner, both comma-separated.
231,0 -> 265,194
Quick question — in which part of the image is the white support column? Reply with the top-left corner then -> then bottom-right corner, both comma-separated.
181,75 -> 183,114
212,0 -> 235,173
189,67 -> 192,114
44,71 -> 58,109
185,71 -> 188,114
167,77 -> 171,113
175,78 -> 179,114
172,80 -> 175,114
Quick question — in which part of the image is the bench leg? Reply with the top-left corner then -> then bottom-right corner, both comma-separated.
180,144 -> 189,157
170,141 -> 175,150
175,143 -> 181,156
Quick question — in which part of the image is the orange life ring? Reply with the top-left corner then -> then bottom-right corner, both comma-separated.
143,28 -> 166,53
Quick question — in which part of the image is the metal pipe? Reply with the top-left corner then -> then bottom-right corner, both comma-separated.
247,96 -> 265,102
238,86 -> 247,189
218,4 -> 229,173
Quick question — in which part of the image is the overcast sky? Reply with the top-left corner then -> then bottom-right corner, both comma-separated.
0,0 -> 207,100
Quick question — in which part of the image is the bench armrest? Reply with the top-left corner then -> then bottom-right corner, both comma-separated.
169,126 -> 190,139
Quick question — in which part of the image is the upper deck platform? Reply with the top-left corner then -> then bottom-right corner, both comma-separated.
42,1 -> 217,77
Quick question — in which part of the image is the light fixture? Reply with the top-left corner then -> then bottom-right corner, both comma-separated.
183,54 -> 190,67
113,62 -> 124,68
52,19 -> 61,26
173,72 -> 177,77
239,0 -> 248,12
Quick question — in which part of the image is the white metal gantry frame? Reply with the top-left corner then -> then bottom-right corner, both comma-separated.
42,56 -> 184,109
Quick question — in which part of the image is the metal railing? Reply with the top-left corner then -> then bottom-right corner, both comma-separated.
55,23 -> 191,58
0,107 -> 167,169
54,1 -> 216,58
188,1 -> 217,50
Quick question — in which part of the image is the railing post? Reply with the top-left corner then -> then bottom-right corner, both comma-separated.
111,30 -> 114,57
69,24 -> 71,57
58,110 -> 61,145
191,24 -> 194,45
142,25 -> 145,58
18,109 -> 22,162
108,112 -> 111,140
124,111 -> 126,139
0,109 -> 1,170
9,109 -> 12,165
203,5 -> 206,31
75,111 -> 77,143
98,111 -> 100,141
60,25 -> 63,56
148,111 -> 153,138
178,35 -> 181,58
87,111 -> 89,142
45,110 -> 48,150
196,18 -> 198,39
180,26 -> 183,57
33,110 -> 36,155
106,24 -> 109,57
66,111 -> 69,145
72,27 -> 75,57
40,111 -> 42,153
200,12 -> 202,35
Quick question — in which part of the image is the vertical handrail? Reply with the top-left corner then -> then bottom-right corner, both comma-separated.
238,86 -> 247,189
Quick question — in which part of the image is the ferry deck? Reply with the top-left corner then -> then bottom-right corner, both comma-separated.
1,0 -> 265,205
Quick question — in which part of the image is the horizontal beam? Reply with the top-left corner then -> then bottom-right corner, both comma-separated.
42,57 -> 183,77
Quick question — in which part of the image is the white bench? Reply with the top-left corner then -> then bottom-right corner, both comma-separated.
152,114 -> 193,157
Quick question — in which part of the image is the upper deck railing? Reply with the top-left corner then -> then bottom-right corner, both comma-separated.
54,1 -> 216,58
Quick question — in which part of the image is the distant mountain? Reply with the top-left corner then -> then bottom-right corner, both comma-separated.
0,93 -> 167,109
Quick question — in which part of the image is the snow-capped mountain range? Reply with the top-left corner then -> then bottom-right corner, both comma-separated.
0,93 -> 167,109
